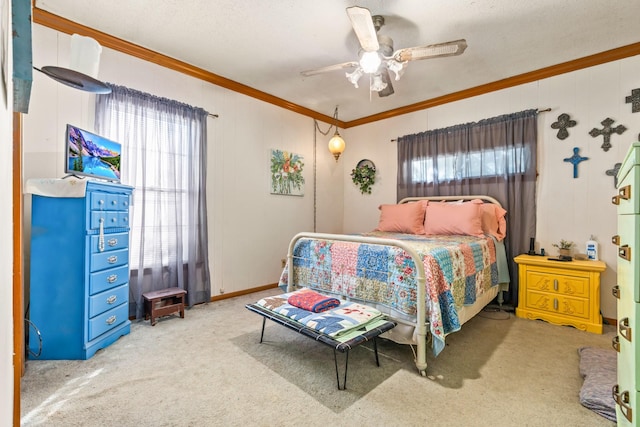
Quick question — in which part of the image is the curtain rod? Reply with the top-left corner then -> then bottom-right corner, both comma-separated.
208,113 -> 219,118
389,107 -> 551,142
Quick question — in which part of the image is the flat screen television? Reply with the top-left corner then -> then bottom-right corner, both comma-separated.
65,124 -> 122,182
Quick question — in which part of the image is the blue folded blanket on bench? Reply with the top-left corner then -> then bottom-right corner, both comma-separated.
257,289 -> 384,337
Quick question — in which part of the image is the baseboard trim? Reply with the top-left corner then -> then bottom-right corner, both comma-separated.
210,283 -> 279,302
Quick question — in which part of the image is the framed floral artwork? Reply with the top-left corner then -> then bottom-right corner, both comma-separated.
270,149 -> 305,196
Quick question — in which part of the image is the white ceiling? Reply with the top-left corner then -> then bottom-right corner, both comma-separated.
34,0 -> 640,123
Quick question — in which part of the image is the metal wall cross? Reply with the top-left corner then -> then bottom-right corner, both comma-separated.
589,118 -> 627,152
550,113 -> 577,140
606,163 -> 622,187
563,147 -> 589,178
625,88 -> 640,113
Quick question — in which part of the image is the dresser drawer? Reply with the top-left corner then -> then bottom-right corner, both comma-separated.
90,264 -> 129,295
524,290 -> 590,320
616,296 -> 640,425
90,232 -> 128,253
525,270 -> 590,298
617,214 -> 640,303
89,284 -> 128,318
89,302 -> 128,341
90,192 -> 130,211
90,211 -> 129,230
616,163 -> 640,215
91,248 -> 128,272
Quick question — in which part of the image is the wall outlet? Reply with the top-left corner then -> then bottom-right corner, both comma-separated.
281,258 -> 286,268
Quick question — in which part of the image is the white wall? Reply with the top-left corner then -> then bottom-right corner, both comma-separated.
23,25 -> 344,300
344,55 -> 640,320
0,0 -> 13,423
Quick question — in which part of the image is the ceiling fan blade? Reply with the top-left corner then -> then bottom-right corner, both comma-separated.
301,61 -> 359,77
346,6 -> 379,52
393,39 -> 468,62
378,69 -> 394,97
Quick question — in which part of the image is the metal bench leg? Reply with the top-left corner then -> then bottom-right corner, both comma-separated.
259,317 -> 266,343
333,349 -> 349,390
374,337 -> 380,367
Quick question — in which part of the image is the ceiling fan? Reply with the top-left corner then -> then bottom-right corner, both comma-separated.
301,6 -> 467,97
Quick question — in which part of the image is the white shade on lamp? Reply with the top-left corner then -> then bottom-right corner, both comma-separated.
328,131 -> 346,162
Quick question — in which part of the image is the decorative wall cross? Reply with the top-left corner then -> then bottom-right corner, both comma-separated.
625,88 -> 640,113
606,163 -> 622,187
550,113 -> 577,140
563,147 -> 589,178
589,118 -> 627,152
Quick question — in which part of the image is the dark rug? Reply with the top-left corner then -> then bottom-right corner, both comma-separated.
231,323 -> 415,413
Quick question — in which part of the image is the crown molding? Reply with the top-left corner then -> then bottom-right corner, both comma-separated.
33,6 -> 640,129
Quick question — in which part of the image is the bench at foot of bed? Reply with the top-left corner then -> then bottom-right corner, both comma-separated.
245,302 -> 396,390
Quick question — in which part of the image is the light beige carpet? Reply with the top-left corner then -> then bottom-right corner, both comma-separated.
21,289 -> 616,426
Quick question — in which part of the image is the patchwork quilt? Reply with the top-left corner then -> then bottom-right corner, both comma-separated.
278,232 -> 498,355
256,290 -> 383,337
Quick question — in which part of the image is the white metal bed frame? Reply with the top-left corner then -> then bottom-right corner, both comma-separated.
286,195 -> 506,376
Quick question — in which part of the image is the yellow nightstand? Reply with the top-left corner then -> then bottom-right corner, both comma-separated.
514,254 -> 606,334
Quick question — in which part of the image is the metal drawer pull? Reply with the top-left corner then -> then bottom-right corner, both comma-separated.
106,295 -> 117,304
99,199 -> 104,205
107,255 -> 118,264
612,195 -> 620,205
553,298 -> 558,310
619,185 -> 631,200
619,317 -> 632,342
112,200 -> 117,205
111,217 -> 117,223
553,279 -> 558,291
611,235 -> 620,246
612,385 -> 633,423
612,285 -> 620,299
619,245 -> 631,261
612,335 -> 620,352
106,315 -> 117,325
107,274 -> 118,283
108,238 -> 118,247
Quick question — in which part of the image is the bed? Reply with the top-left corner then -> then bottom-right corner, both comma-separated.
277,195 -> 510,376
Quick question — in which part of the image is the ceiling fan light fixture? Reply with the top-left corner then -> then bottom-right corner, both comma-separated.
386,59 -> 406,81
346,67 -> 364,88
359,51 -> 381,73
370,73 -> 387,92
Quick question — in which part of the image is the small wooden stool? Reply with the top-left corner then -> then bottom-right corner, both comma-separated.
142,287 -> 187,326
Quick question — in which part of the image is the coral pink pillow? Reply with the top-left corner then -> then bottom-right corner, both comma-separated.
477,202 -> 507,241
424,200 -> 484,237
375,202 -> 426,234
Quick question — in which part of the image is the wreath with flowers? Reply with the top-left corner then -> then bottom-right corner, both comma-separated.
351,161 -> 376,194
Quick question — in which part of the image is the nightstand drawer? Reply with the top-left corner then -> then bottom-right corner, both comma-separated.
525,270 -> 589,298
524,290 -> 590,320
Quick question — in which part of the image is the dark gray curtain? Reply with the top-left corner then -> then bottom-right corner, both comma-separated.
397,109 -> 538,306
95,84 -> 211,318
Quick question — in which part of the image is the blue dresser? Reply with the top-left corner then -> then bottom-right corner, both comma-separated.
612,142 -> 640,425
28,179 -> 133,359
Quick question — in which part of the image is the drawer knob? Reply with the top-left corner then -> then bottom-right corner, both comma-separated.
612,195 -> 620,205
553,279 -> 558,291
108,238 -> 118,247
619,317 -> 632,342
612,335 -> 620,352
612,235 -> 620,246
106,295 -> 117,304
106,315 -> 117,325
553,298 -> 558,311
619,185 -> 631,200
107,256 -> 118,264
107,274 -> 118,283
619,245 -> 631,261
612,385 -> 633,423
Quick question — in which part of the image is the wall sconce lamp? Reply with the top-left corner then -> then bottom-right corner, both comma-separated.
327,106 -> 346,162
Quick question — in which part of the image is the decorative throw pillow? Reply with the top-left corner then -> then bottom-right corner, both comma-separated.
375,202 -> 426,234
424,200 -> 484,237
476,200 -> 508,241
